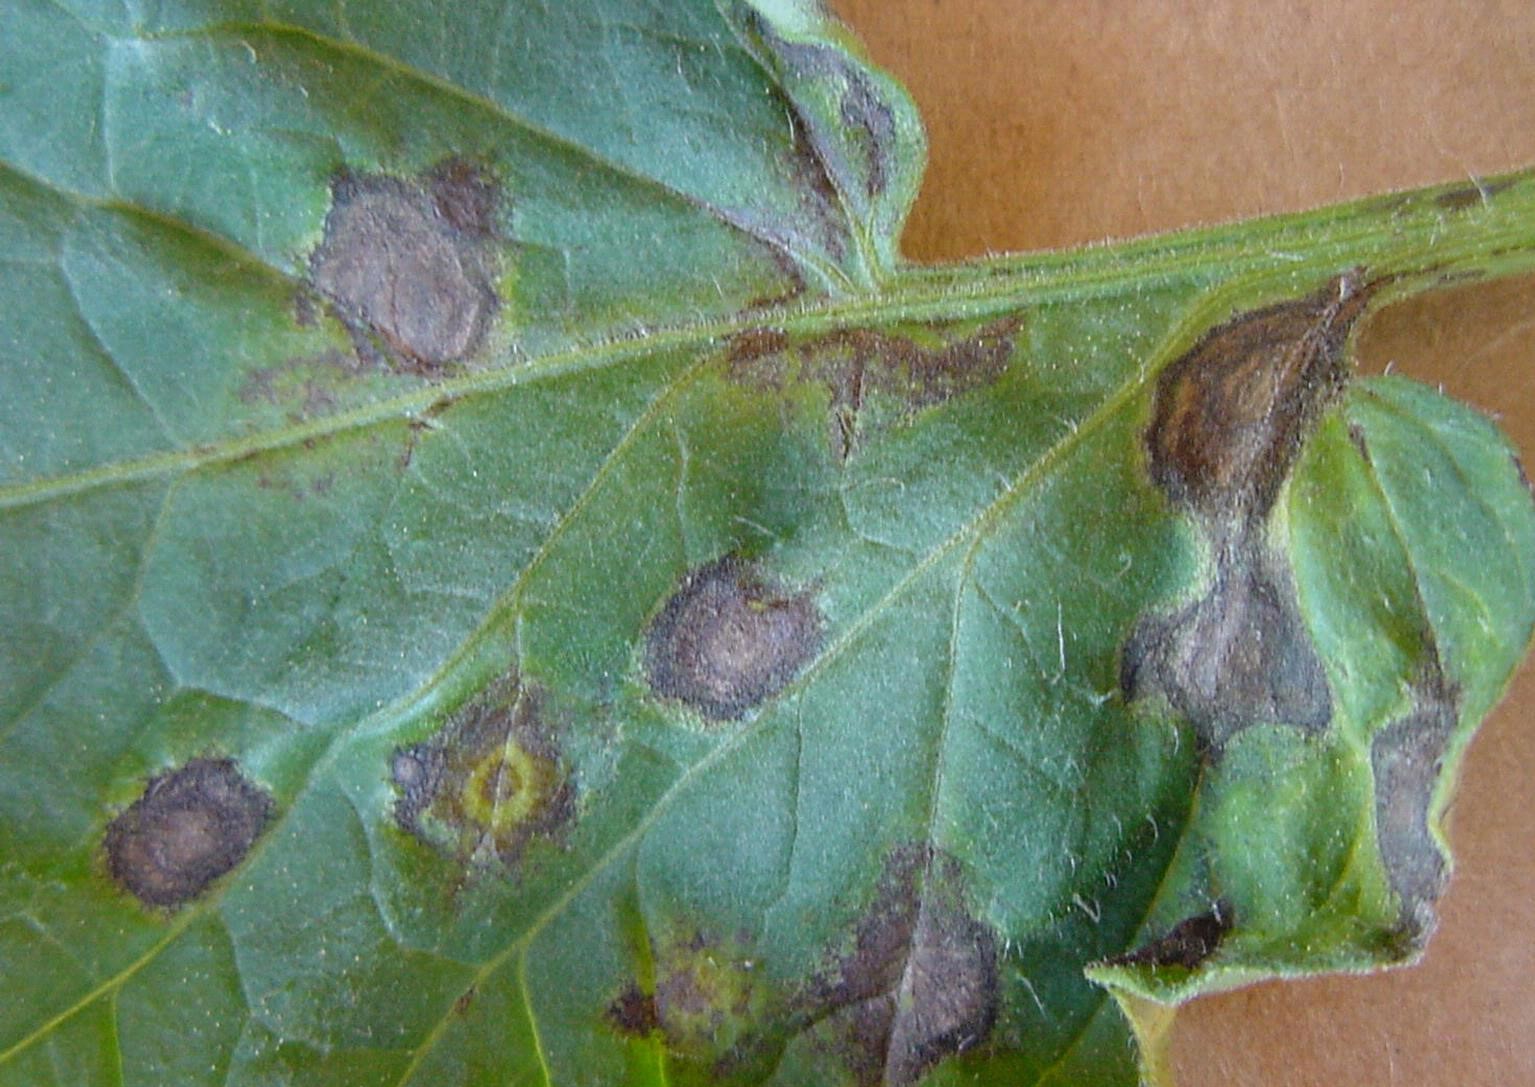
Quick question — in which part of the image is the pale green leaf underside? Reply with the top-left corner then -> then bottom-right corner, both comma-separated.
2,3 -> 1534,1087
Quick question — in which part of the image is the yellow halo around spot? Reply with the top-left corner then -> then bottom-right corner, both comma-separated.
460,739 -> 549,836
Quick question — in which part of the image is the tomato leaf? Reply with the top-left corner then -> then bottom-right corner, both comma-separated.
3,3 -> 1533,1085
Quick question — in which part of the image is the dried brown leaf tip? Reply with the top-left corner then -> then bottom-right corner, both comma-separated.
802,846 -> 1000,1087
391,674 -> 573,870
644,556 -> 822,722
1125,275 -> 1383,749
310,157 -> 502,373
105,758 -> 274,910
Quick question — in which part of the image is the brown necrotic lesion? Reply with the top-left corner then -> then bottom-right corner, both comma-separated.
104,757 -> 274,910
644,556 -> 822,722
391,674 -> 573,870
1370,666 -> 1460,944
309,157 -> 502,373
798,846 -> 1000,1087
1144,273 -> 1376,526
727,317 -> 1021,461
1124,274 -> 1383,750
1121,536 -> 1333,751
1107,901 -> 1234,973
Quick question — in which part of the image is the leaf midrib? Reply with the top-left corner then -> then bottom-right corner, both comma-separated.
8,162 -> 1534,513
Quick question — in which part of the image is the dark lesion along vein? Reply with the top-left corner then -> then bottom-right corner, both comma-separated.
1114,268 -> 1475,972
1121,271 -> 1378,754
1107,274 -> 1378,975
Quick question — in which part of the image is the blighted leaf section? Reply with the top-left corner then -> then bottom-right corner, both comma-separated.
736,5 -> 924,271
729,317 -> 1019,459
604,846 -> 999,1086
310,158 -> 502,372
1122,540 -> 1332,750
607,928 -> 777,1078
1371,668 -> 1460,942
104,758 -> 274,910
391,673 -> 573,870
645,557 -> 822,722
1124,275 -> 1382,750
1145,273 -> 1377,524
801,846 -> 1000,1087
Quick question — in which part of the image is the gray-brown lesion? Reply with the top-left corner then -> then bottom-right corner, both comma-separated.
308,157 -> 503,374
1123,273 -> 1384,751
104,757 -> 274,910
1142,272 -> 1376,525
797,846 -> 1000,1087
389,672 -> 575,871
1120,535 -> 1333,751
1370,665 -> 1460,944
643,556 -> 823,722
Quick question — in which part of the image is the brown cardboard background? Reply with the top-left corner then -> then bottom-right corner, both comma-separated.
830,2 -> 1535,1084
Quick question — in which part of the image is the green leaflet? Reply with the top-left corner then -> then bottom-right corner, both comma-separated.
1,3 -> 1533,1086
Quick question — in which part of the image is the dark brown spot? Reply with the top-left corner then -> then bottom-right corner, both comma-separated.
426,157 -> 499,237
1121,539 -> 1332,752
1108,903 -> 1233,971
607,982 -> 660,1038
1372,672 -> 1459,943
726,327 -> 791,369
804,846 -> 999,1087
859,318 -> 1020,410
391,672 -> 574,870
452,986 -> 477,1017
1433,177 -> 1515,212
1146,272 -> 1378,524
648,930 -> 771,1063
644,557 -> 821,721
310,161 -> 501,372
105,758 -> 273,909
